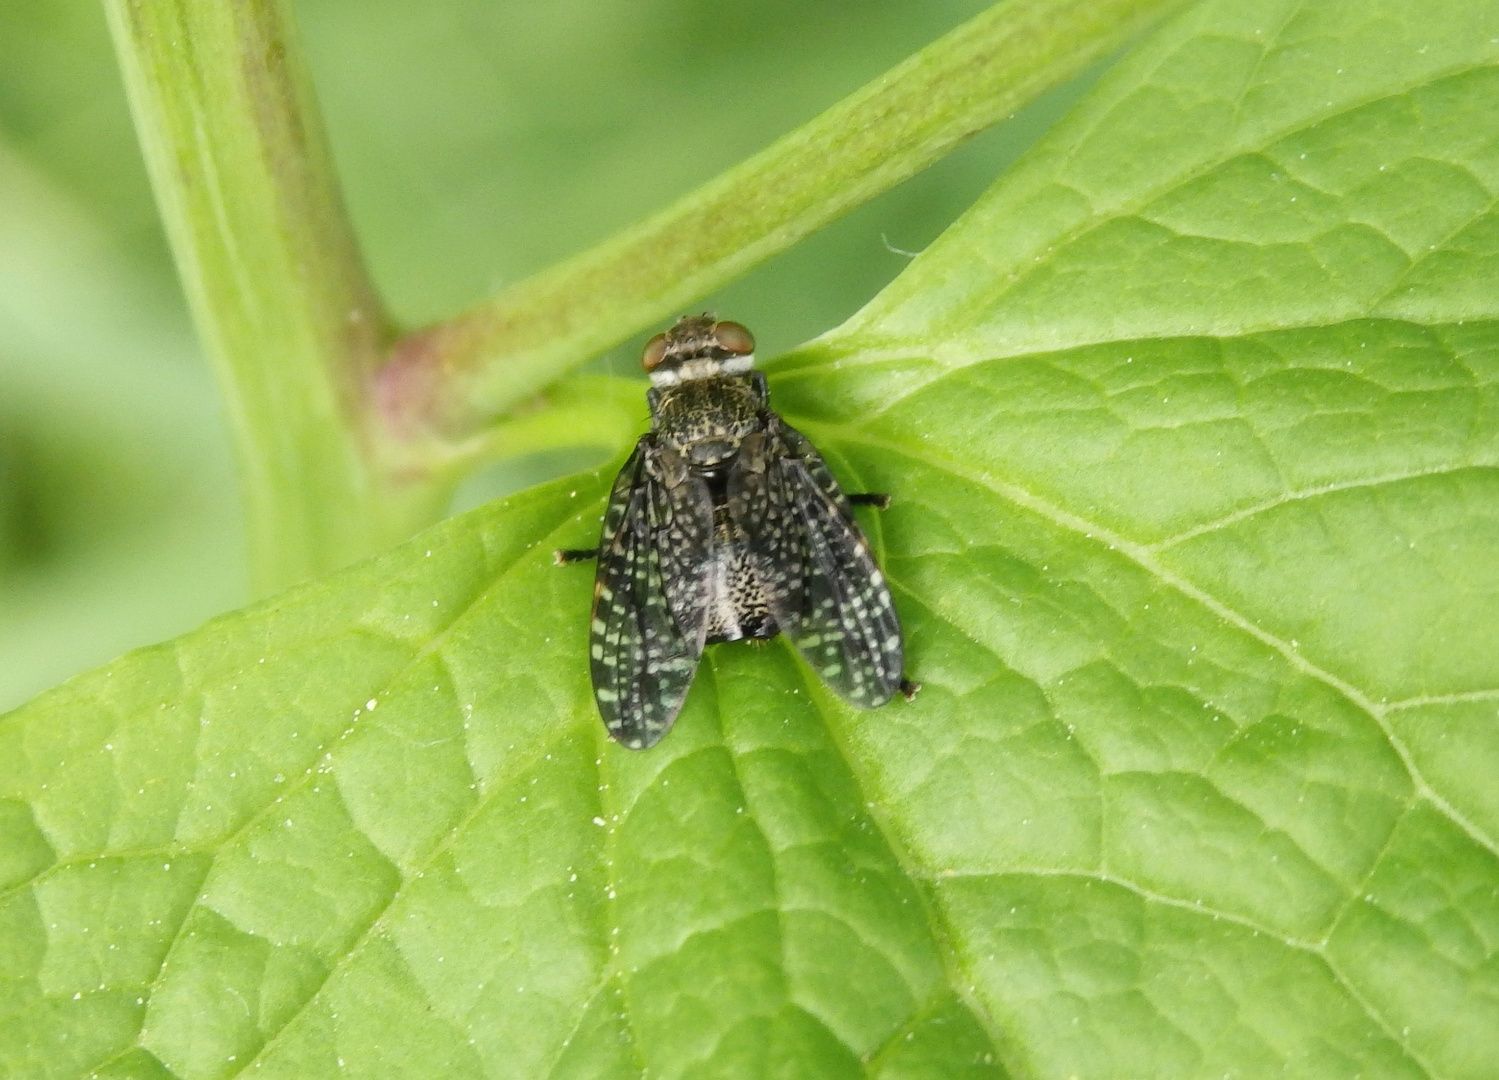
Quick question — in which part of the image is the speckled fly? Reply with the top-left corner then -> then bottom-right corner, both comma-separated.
556,315 -> 918,749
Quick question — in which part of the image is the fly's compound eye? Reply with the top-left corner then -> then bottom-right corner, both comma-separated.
712,321 -> 755,355
641,332 -> 669,371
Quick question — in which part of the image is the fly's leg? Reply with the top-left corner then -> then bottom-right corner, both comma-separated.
553,548 -> 599,566
899,677 -> 921,701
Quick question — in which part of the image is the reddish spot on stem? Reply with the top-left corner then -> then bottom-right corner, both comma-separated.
379,325 -> 452,438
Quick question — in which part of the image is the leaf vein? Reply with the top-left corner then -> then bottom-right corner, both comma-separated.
839,433 -> 1499,869
1151,464 -> 1495,548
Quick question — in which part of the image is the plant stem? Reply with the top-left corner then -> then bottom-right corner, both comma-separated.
380,0 -> 1187,447
107,0 -> 1185,593
426,376 -> 646,477
104,0 -> 443,595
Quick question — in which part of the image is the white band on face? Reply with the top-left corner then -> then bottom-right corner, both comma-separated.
648,353 -> 755,387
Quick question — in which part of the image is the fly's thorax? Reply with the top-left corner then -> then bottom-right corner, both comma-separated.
651,375 -> 763,467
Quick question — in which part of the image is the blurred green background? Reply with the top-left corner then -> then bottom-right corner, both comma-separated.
0,0 -> 1094,711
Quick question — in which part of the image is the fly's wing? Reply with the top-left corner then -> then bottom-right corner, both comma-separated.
731,419 -> 903,707
590,439 -> 713,749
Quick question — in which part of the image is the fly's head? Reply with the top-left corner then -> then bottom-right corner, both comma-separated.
641,314 -> 755,387
645,315 -> 762,466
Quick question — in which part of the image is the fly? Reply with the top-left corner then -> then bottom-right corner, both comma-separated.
556,314 -> 918,748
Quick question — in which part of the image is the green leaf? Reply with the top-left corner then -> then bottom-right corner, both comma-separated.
4,0 -> 1498,1077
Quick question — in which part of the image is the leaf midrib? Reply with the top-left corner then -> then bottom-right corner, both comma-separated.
829,426 -> 1499,866
770,318 -> 1499,444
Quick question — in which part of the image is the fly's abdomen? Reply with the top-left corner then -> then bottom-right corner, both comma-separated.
701,555 -> 779,645
702,510 -> 779,645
